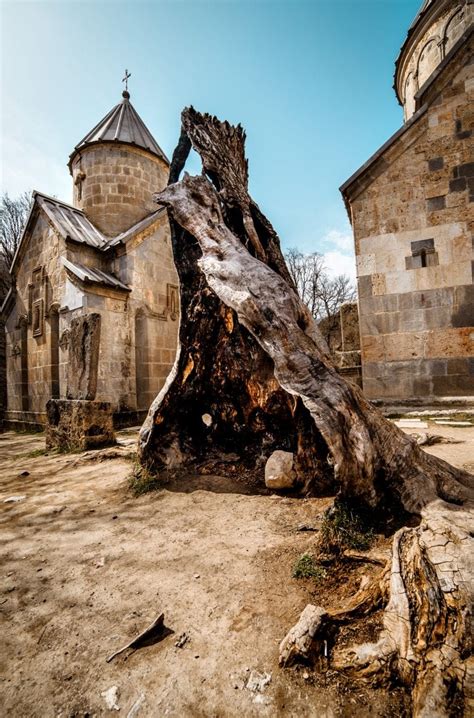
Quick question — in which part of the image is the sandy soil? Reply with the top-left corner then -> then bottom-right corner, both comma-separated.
0,422 -> 473,718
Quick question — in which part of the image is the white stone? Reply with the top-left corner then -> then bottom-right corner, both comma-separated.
246,670 -> 271,692
356,254 -> 376,276
101,686 -> 120,711
264,451 -> 296,489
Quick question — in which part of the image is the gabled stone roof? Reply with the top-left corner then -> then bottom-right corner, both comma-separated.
69,91 -> 169,169
62,257 -> 130,292
10,191 -> 166,273
37,193 -> 106,248
102,207 -> 167,248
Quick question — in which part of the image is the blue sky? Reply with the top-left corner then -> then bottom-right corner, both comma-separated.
1,0 -> 422,277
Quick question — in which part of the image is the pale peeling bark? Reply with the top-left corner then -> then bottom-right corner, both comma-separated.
139,110 -> 473,716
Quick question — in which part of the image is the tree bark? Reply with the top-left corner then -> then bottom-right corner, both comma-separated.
139,109 -> 334,493
138,109 -> 473,716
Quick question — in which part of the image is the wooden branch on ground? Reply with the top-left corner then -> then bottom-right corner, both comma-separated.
106,613 -> 165,663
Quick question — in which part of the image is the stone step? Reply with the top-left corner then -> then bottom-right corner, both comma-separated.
394,420 -> 429,429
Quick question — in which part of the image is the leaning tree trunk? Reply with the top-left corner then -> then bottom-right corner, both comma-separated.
139,109 -> 473,716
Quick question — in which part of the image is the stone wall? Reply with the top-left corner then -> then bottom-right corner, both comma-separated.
318,302 -> 360,354
71,143 -> 169,236
319,303 -> 362,387
347,41 -> 473,400
4,212 -> 66,426
113,212 -> 179,415
46,399 -> 115,451
4,207 -> 179,428
59,213 -> 179,420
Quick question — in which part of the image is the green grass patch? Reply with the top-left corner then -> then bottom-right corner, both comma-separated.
292,553 -> 327,582
14,447 -> 61,460
23,448 -> 49,459
129,462 -> 162,496
320,501 -> 374,554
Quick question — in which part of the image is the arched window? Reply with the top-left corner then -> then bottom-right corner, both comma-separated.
444,8 -> 466,56
404,72 -> 417,119
417,38 -> 440,89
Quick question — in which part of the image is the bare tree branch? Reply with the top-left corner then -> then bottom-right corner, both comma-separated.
0,191 -> 32,301
285,249 -> 356,323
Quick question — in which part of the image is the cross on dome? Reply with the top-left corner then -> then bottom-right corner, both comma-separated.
122,69 -> 131,99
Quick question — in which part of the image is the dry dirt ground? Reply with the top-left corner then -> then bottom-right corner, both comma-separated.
1,422 -> 473,718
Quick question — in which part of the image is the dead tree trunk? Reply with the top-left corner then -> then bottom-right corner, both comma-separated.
139,110 -> 335,493
139,109 -> 473,716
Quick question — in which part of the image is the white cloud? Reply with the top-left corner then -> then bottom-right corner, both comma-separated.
322,250 -> 356,280
320,225 -> 356,280
322,228 -> 354,254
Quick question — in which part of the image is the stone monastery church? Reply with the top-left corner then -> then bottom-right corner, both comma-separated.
342,0 -> 473,400
3,87 -> 179,428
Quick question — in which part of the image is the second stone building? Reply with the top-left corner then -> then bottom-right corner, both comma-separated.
2,88 -> 179,428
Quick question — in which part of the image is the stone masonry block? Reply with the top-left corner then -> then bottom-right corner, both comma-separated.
413,377 -> 432,396
428,157 -> 444,172
426,195 -> 446,212
356,254 -> 376,276
428,359 -> 447,376
384,332 -> 424,361
452,300 -> 474,327
428,157 -> 444,171
449,177 -> 467,193
371,273 -> 386,296
380,294 -> 399,313
454,284 -> 474,308
446,358 -> 469,375
425,327 -> 473,359
398,293 -> 413,311
358,275 -> 372,299
375,312 -> 400,335
433,375 -> 474,396
454,162 -> 474,178
46,399 -> 116,451
399,309 -> 426,332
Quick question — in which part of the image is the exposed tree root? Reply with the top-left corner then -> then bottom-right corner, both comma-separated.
282,502 -> 472,716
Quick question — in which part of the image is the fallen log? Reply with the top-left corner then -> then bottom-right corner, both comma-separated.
138,109 -> 473,716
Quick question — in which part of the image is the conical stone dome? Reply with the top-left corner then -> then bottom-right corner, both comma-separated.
68,91 -> 169,236
69,91 -> 168,169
